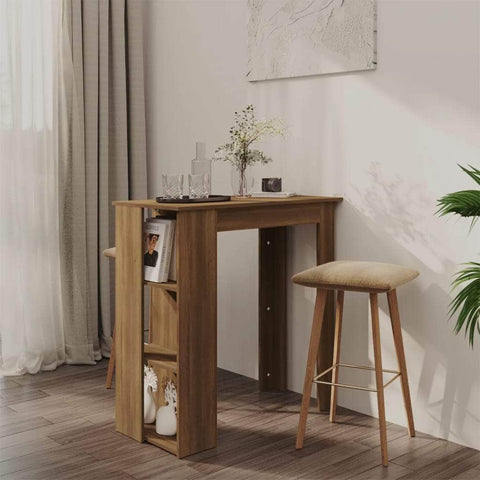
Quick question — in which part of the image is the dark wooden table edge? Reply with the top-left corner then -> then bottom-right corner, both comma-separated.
112,195 -> 343,211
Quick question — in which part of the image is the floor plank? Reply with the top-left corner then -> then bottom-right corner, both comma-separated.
0,380 -> 21,392
0,361 -> 478,479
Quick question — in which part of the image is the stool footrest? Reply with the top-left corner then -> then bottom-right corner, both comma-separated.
313,363 -> 401,392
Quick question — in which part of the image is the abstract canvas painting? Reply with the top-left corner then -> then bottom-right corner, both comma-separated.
247,0 -> 377,81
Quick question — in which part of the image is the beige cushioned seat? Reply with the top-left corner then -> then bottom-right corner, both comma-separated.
292,261 -> 419,293
103,247 -> 116,259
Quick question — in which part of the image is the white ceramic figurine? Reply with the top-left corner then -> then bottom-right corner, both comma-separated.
155,379 -> 177,436
143,365 -> 158,424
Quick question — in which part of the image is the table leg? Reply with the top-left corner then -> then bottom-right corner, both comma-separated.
316,204 -> 336,411
115,206 -> 144,441
176,210 -> 217,457
259,227 -> 287,391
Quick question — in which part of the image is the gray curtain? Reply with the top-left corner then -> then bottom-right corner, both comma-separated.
60,0 -> 147,363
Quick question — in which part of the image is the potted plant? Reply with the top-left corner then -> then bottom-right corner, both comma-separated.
214,105 -> 285,197
437,164 -> 480,345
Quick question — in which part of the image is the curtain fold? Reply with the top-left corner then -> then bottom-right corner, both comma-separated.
62,0 -> 147,363
0,0 -> 146,373
0,0 -> 65,375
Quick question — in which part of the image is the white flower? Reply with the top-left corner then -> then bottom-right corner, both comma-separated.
144,365 -> 158,392
214,105 -> 285,171
164,380 -> 177,412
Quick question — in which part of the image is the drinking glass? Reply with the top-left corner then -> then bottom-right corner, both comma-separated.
189,173 -> 209,199
162,174 -> 184,199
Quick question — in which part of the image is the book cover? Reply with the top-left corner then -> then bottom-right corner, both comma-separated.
168,231 -> 177,281
144,218 -> 176,283
250,191 -> 297,198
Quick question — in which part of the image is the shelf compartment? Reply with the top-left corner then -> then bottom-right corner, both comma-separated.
148,287 -> 178,355
144,424 -> 177,455
147,358 -> 178,373
144,280 -> 177,292
144,343 -> 177,358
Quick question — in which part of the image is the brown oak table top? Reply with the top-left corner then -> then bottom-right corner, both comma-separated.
113,195 -> 343,211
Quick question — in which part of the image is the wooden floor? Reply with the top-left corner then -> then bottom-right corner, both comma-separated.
1,361 -> 479,479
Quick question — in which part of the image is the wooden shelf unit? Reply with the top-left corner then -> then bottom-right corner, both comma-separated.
143,270 -> 180,455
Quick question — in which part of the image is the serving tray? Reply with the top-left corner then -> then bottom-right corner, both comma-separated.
156,195 -> 231,204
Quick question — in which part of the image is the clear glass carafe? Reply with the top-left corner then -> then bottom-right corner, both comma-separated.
191,142 -> 212,196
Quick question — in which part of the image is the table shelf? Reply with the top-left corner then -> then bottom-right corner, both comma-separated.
144,280 -> 177,292
147,358 -> 178,373
144,424 -> 177,455
144,343 -> 177,358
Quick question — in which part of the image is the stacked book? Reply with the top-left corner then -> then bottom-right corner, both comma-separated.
250,191 -> 296,198
144,218 -> 176,283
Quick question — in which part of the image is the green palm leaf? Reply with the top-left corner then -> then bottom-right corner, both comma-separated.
460,164 -> 480,186
436,165 -> 480,228
449,263 -> 480,346
436,164 -> 480,346
437,190 -> 480,218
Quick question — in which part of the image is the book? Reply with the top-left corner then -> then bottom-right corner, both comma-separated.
250,191 -> 297,198
144,218 -> 176,283
168,236 -> 177,281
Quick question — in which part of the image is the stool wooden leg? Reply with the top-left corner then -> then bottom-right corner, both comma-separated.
370,293 -> 388,467
105,327 -> 115,389
387,289 -> 415,437
329,290 -> 344,423
296,289 -> 328,449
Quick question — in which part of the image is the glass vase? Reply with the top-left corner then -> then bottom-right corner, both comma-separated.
231,166 -> 254,197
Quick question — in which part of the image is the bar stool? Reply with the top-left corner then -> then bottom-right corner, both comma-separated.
293,261 -> 419,467
102,246 -> 155,389
102,247 -> 117,389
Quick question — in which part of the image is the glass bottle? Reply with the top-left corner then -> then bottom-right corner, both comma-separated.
191,142 -> 212,196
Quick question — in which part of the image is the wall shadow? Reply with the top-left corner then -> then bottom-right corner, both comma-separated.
337,177 -> 479,449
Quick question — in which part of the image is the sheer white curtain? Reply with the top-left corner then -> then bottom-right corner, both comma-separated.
0,0 -> 65,374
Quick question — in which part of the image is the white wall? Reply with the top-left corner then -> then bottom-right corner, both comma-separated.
144,0 -> 480,451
